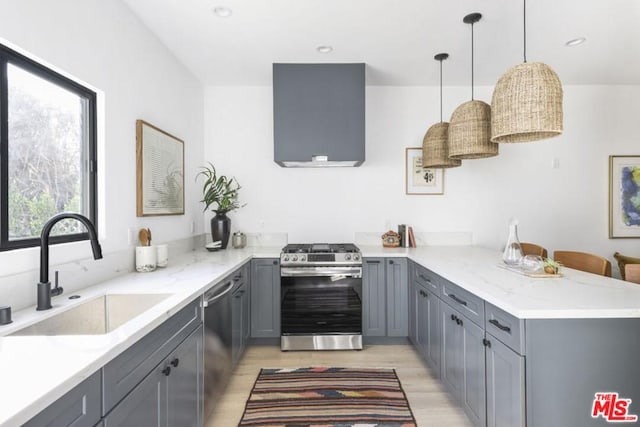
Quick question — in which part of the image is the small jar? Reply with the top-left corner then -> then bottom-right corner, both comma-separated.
232,232 -> 247,249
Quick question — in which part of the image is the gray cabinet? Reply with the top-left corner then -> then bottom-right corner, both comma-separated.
102,299 -> 201,414
232,262 -> 250,365
441,302 -> 486,427
362,257 -> 408,337
23,371 -> 101,427
485,333 -> 525,427
386,258 -> 408,337
416,284 -> 441,376
104,324 -> 203,427
408,261 -> 418,346
362,258 -> 386,336
250,258 -> 280,338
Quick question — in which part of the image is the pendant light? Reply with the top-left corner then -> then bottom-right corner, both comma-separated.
449,13 -> 498,159
422,53 -> 461,169
490,0 -> 563,143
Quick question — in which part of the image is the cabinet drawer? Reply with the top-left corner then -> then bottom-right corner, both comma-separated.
485,302 -> 525,354
441,279 -> 484,327
413,263 -> 440,293
24,370 -> 101,427
102,298 -> 201,415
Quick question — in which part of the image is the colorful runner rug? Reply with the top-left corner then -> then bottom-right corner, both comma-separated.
238,367 -> 417,427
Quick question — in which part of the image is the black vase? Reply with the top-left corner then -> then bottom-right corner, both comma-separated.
211,211 -> 231,249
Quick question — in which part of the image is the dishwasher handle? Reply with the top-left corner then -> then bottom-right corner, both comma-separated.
203,281 -> 234,307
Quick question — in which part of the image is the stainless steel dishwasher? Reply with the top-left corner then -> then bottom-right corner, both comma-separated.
202,277 -> 233,417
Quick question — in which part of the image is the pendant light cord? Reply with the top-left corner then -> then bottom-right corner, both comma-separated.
471,22 -> 475,100
439,59 -> 443,123
523,0 -> 527,63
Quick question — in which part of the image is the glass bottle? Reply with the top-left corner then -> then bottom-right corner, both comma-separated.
503,220 -> 524,266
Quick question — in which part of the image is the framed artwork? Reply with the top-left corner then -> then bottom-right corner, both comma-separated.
405,147 -> 444,195
609,155 -> 640,238
136,120 -> 184,216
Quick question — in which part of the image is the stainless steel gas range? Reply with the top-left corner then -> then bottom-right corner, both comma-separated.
280,243 -> 363,351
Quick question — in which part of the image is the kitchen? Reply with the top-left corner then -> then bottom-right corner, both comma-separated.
1,0 -> 640,426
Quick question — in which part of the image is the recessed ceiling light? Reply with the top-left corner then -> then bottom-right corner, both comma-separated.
213,6 -> 232,18
565,37 -> 586,47
316,45 -> 333,54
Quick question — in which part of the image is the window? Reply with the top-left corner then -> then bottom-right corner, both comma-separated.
1,44 -> 97,251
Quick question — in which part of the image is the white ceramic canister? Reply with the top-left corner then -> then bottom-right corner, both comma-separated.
156,244 -> 169,267
136,246 -> 157,272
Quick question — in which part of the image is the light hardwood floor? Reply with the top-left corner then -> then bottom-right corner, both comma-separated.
206,343 -> 472,427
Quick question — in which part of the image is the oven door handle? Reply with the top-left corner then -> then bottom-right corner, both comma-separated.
280,267 -> 362,278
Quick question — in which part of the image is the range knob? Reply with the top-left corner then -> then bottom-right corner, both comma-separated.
299,255 -> 306,262
345,254 -> 352,261
292,255 -> 298,261
284,256 -> 290,262
353,254 -> 360,261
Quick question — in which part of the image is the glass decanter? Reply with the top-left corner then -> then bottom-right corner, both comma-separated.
502,219 -> 524,266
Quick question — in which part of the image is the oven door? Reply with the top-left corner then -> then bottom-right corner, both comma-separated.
280,266 -> 362,336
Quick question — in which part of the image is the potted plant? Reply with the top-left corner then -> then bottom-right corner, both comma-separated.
196,163 -> 244,249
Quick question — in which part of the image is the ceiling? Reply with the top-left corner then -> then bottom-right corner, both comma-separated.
121,0 -> 640,86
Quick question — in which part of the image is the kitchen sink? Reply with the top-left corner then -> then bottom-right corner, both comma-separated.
9,293 -> 171,336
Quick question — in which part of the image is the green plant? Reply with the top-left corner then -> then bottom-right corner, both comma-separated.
543,258 -> 562,274
196,163 -> 244,213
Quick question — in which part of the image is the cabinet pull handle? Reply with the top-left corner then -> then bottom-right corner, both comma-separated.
483,338 -> 492,348
489,319 -> 511,333
448,294 -> 468,306
162,366 -> 171,376
389,260 -> 394,264
170,358 -> 179,368
273,260 -> 278,265
450,314 -> 456,321
457,318 -> 463,326
418,274 -> 432,284
367,260 -> 381,264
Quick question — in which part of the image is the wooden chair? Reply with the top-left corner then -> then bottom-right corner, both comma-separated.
625,264 -> 640,284
613,252 -> 640,280
520,243 -> 548,259
553,251 -> 612,277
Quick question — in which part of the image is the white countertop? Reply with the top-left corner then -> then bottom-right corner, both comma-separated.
2,244 -> 640,426
359,245 -> 640,319
0,246 -> 280,427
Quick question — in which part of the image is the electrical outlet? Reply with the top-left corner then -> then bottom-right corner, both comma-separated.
127,227 -> 136,245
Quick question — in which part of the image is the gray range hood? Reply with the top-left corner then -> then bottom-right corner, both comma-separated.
273,63 -> 365,167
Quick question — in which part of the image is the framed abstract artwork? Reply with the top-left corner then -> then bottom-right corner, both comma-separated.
405,147 -> 444,195
609,155 -> 640,238
136,120 -> 185,216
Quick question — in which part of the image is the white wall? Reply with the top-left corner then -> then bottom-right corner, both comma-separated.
204,84 -> 640,275
0,0 -> 204,309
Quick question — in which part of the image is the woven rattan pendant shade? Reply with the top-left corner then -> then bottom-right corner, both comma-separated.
490,0 -> 563,143
449,100 -> 496,159
422,53 -> 461,169
423,122 -> 461,168
491,62 -> 563,143
449,13 -> 497,160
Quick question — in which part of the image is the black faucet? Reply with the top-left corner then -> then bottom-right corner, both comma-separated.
37,213 -> 103,311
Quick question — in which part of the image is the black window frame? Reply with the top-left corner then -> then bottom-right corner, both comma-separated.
0,43 -> 98,251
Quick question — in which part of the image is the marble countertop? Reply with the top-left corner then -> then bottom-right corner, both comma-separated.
0,246 -> 280,427
359,245 -> 640,319
2,244 -> 640,425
